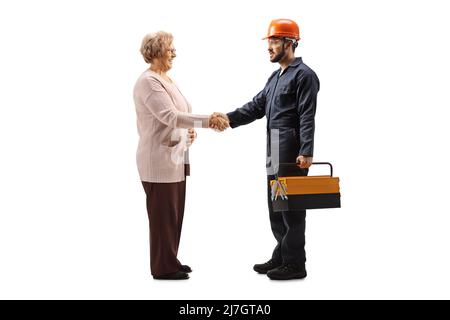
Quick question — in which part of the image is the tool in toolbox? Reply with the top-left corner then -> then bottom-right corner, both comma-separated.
270,162 -> 341,212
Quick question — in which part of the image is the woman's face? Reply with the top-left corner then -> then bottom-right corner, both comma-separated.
161,43 -> 177,71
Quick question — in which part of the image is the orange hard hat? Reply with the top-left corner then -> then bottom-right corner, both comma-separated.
263,19 -> 300,41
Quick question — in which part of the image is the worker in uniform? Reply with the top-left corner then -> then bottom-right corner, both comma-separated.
223,19 -> 320,280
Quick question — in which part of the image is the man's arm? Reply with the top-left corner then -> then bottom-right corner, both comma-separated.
297,72 -> 320,158
226,90 -> 266,128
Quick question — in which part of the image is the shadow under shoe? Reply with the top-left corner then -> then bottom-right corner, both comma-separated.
153,271 -> 189,280
267,263 -> 307,280
253,258 -> 282,274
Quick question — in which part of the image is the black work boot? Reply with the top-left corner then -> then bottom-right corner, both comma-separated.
267,263 -> 307,280
253,259 -> 282,274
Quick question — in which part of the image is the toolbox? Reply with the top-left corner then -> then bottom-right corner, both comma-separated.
270,162 -> 341,212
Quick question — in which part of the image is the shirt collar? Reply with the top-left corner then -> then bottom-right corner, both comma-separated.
290,57 -> 302,67
279,57 -> 302,76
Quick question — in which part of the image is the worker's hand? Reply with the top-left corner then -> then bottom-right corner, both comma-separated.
187,128 -> 197,146
296,155 -> 313,169
209,112 -> 229,132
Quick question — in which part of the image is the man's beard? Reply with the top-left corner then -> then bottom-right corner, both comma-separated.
270,46 -> 285,63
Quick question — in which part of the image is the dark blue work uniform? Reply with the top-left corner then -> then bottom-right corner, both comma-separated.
227,57 -> 320,265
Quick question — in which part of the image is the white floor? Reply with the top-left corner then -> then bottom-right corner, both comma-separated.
2,170 -> 450,300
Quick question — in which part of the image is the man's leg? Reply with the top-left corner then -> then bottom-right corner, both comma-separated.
253,176 -> 285,274
280,209 -> 306,265
265,166 -> 308,280
268,175 -> 286,263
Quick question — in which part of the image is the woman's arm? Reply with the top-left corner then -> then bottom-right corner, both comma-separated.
143,77 -> 210,129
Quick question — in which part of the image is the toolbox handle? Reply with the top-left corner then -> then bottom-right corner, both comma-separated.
279,162 -> 334,177
310,162 -> 334,177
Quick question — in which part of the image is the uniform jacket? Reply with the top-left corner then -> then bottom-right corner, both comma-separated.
227,57 -> 319,174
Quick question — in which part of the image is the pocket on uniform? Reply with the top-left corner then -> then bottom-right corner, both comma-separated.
279,87 -> 296,104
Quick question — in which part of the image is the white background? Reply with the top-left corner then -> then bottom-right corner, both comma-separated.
1,0 -> 450,299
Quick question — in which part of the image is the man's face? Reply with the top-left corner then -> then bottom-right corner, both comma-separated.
267,37 -> 286,63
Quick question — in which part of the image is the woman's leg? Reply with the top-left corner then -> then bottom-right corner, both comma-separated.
175,180 -> 186,252
141,180 -> 186,276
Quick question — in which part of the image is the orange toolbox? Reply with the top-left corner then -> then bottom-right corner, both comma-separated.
270,162 -> 341,211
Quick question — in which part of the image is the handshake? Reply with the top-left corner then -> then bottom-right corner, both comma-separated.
208,112 -> 230,132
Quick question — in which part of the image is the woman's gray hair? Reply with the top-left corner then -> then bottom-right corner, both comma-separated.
140,31 -> 173,64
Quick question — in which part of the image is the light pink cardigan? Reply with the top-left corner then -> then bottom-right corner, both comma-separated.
133,70 -> 210,182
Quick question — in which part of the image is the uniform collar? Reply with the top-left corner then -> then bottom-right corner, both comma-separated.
279,57 -> 302,75
289,57 -> 302,67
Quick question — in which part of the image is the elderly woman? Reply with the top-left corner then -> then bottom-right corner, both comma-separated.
133,31 -> 228,280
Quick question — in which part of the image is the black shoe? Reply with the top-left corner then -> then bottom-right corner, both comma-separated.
180,265 -> 192,273
267,263 -> 307,280
253,259 -> 282,274
153,271 -> 189,280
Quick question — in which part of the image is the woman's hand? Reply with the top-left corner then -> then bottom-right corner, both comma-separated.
188,128 -> 197,146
